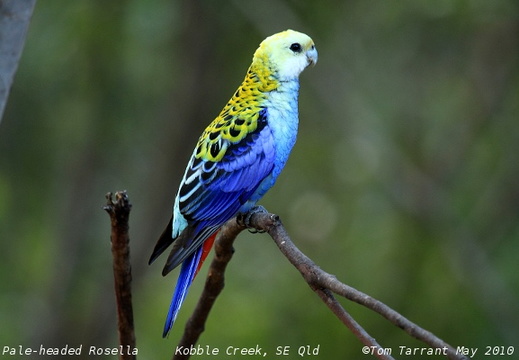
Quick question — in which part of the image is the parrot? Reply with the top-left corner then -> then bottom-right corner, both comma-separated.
149,29 -> 317,337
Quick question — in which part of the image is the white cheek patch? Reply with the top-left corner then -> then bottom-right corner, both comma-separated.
277,56 -> 309,81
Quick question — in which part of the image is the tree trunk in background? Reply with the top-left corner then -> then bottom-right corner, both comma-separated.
0,0 -> 36,123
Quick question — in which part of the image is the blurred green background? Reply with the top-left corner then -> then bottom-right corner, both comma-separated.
1,0 -> 518,359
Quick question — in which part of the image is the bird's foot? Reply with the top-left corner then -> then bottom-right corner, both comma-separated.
237,205 -> 268,233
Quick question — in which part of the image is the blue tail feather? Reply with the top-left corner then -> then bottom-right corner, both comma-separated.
162,246 -> 203,337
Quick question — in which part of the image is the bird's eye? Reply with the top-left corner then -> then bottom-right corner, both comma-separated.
289,43 -> 302,53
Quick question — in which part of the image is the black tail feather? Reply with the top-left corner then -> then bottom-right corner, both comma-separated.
148,217 -> 174,265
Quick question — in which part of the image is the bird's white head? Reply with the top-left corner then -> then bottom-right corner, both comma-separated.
252,29 -> 318,82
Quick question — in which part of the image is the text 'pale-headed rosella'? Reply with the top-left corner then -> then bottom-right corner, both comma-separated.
149,29 -> 317,337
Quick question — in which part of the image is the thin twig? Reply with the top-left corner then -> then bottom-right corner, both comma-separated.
312,288 -> 395,360
104,191 -> 137,360
250,210 -> 469,360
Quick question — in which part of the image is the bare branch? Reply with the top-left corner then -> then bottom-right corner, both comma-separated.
104,191 -> 137,360
175,209 -> 470,360
249,210 -> 469,360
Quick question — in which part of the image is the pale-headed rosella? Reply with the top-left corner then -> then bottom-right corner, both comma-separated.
149,29 -> 317,337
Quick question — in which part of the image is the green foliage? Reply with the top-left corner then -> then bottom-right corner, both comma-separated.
1,0 -> 518,358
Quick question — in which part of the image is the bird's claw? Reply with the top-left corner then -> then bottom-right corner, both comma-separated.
237,205 -> 268,233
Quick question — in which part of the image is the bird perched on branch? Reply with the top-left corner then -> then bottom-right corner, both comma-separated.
149,29 -> 317,337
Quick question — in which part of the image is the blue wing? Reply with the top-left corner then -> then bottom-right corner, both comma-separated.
151,109 -> 276,274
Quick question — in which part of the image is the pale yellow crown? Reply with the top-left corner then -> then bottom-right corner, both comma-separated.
252,29 -> 318,81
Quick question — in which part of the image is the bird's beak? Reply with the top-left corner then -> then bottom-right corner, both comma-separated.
306,46 -> 318,67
